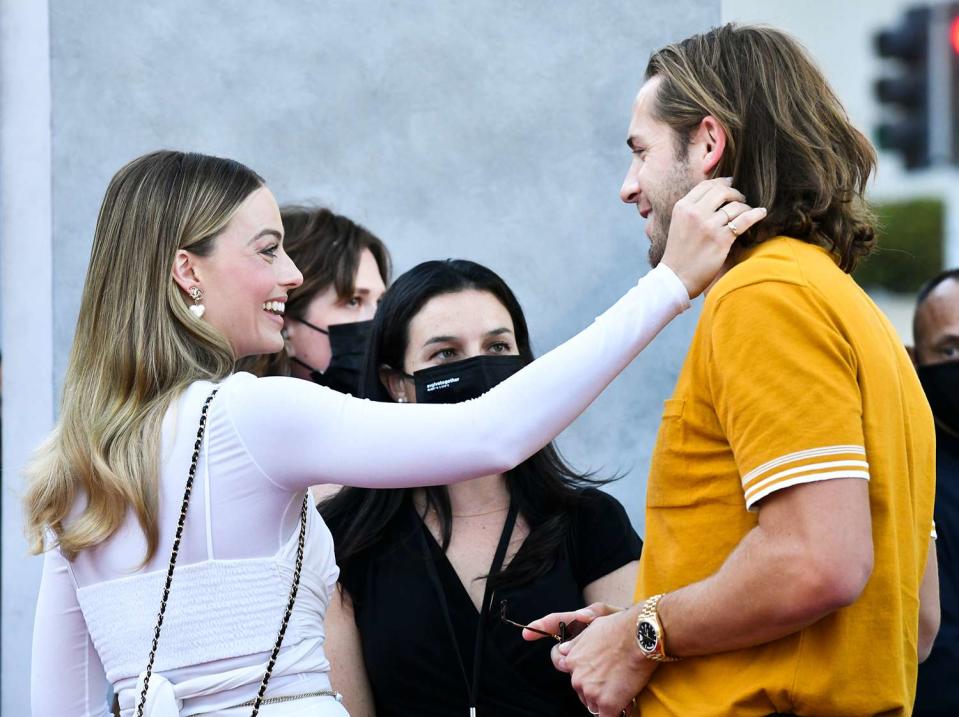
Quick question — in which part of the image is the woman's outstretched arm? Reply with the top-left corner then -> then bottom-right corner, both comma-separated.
228,263 -> 688,491
228,178 -> 759,492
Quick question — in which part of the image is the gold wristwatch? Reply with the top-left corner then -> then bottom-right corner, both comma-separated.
635,593 -> 680,662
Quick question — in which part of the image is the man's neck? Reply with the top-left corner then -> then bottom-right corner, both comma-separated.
703,253 -> 739,296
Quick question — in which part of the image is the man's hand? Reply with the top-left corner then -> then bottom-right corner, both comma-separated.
526,603 -> 655,716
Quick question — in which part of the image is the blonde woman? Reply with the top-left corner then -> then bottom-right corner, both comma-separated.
25,151 -> 761,716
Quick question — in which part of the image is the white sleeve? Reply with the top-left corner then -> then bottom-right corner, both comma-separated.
32,548 -> 110,717
226,265 -> 690,491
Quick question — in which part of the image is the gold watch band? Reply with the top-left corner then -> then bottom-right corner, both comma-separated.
636,593 -> 681,662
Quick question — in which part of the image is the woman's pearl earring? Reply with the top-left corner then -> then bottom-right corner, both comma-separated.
397,396 -> 408,404
188,287 -> 205,319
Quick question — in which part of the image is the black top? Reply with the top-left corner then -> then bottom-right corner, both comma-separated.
328,488 -> 642,717
915,427 -> 959,715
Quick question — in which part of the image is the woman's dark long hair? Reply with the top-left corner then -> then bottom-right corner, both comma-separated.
319,259 -> 612,592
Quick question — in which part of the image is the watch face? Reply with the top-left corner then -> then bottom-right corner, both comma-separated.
637,619 -> 658,652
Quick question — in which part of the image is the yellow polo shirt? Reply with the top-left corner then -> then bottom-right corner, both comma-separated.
636,237 -> 935,716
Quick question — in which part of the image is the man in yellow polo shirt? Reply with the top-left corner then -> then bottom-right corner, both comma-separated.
526,24 -> 938,717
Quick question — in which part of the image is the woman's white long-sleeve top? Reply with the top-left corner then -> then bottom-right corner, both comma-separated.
30,265 -> 689,716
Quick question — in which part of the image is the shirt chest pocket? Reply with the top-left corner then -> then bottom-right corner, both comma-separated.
647,395 -> 743,509
646,398 -> 689,508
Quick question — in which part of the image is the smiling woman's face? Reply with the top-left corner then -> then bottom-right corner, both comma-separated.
177,186 -> 304,358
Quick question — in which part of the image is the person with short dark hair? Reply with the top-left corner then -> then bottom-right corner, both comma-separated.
526,24 -> 936,717
321,259 -> 643,716
913,268 -> 959,716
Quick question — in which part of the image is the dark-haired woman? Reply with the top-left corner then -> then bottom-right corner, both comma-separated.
242,206 -> 390,395
321,260 -> 644,717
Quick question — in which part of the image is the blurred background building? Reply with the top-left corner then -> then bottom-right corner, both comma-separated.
2,0 -> 957,712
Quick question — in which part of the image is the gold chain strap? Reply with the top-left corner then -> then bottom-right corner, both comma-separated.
250,492 -> 308,715
135,389 -> 310,717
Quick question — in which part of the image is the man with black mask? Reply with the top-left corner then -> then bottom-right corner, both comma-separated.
913,268 -> 959,716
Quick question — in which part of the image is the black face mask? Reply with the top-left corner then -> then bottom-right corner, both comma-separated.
917,361 -> 959,435
291,319 -> 372,395
405,354 -> 525,404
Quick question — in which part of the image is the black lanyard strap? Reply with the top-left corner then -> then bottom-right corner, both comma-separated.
416,501 -> 519,716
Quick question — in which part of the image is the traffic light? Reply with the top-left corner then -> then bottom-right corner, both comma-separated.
873,4 -> 959,171
874,7 -> 930,169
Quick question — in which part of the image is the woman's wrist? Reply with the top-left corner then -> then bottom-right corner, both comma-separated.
651,261 -> 694,306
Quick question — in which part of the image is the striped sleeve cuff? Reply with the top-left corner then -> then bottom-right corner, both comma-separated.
741,445 -> 870,511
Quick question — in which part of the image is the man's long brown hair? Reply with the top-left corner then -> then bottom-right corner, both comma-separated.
647,24 -> 877,272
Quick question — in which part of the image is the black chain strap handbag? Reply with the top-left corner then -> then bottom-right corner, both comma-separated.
134,388 -> 309,717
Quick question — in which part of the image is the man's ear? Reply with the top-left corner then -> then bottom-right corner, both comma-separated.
171,249 -> 202,295
379,365 -> 410,403
691,115 -> 727,176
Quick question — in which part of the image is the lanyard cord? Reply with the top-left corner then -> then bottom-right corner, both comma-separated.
416,502 -> 519,715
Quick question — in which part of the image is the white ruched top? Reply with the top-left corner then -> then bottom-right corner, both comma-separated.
30,265 -> 689,717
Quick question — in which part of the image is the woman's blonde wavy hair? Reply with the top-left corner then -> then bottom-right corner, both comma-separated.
24,150 -> 264,562
647,24 -> 877,272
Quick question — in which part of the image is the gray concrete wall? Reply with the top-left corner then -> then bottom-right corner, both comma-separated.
1,1 -> 54,713
4,1 -> 719,711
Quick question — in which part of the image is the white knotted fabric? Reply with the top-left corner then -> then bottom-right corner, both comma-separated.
125,640 -> 335,716
133,674 -> 177,717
